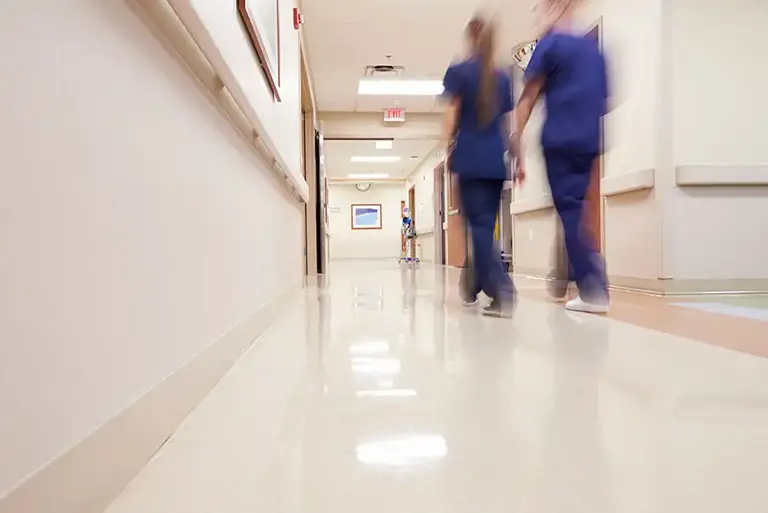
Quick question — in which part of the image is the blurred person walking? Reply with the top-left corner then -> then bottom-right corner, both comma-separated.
514,0 -> 610,314
442,14 -> 519,318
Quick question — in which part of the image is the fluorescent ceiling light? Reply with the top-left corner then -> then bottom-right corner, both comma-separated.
356,389 -> 417,398
351,357 -> 401,375
358,79 -> 444,96
351,156 -> 401,163
348,173 -> 390,180
376,140 -> 393,150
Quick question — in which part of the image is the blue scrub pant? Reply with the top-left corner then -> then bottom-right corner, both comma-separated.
544,149 -> 608,302
459,178 -> 515,302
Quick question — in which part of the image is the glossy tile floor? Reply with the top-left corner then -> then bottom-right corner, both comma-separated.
104,261 -> 768,513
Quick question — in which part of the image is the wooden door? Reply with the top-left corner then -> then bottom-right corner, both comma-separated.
578,21 -> 603,253
433,162 -> 446,265
584,159 -> 601,252
446,174 -> 466,267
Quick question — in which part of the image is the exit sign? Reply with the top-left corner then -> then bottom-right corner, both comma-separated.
384,107 -> 405,123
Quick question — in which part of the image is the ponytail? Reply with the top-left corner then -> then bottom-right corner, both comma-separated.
474,19 -> 497,128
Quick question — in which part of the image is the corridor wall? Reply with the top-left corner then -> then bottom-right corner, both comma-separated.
663,0 -> 768,291
0,0 -> 305,511
328,184 -> 404,260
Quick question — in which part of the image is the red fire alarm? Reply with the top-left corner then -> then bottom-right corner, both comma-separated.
293,8 -> 304,30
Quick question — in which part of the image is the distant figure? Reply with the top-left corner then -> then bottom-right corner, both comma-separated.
514,0 -> 610,314
442,14 -> 519,317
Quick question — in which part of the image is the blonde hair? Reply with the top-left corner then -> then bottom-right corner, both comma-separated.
466,15 -> 497,128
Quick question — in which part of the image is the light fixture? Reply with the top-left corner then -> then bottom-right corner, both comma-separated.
375,140 -> 393,150
351,357 -> 401,375
348,173 -> 389,179
358,79 -> 444,96
356,389 -> 418,398
356,435 -> 447,466
351,156 -> 401,163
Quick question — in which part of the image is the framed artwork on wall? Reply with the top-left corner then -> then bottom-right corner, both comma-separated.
351,204 -> 382,230
237,0 -> 281,100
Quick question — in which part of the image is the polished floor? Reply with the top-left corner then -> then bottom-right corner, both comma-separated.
104,261 -> 768,513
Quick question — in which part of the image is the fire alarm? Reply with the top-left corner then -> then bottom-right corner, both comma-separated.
293,8 -> 303,30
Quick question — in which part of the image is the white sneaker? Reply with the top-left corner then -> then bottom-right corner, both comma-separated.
565,296 -> 610,314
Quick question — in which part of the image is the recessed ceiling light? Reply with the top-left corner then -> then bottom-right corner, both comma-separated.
348,173 -> 390,179
375,140 -> 393,150
358,79 -> 444,96
351,156 -> 401,163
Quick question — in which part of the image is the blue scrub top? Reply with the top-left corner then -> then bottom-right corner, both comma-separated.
525,31 -> 609,155
443,58 -> 514,180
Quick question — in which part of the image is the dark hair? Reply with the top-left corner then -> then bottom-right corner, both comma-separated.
466,15 -> 497,128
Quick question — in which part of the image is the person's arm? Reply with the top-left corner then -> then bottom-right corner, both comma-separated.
512,38 -> 552,180
442,98 -> 460,148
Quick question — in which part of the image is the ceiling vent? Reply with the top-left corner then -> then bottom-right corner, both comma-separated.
364,65 -> 404,78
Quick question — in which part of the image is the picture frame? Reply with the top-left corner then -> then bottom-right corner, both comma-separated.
351,204 -> 383,230
237,0 -> 281,101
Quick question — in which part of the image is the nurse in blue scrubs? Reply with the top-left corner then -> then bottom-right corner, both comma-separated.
514,0 -> 610,313
442,14 -> 518,317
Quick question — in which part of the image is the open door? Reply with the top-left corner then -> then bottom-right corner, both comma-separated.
585,20 -> 603,252
446,174 -> 466,267
433,160 -> 447,265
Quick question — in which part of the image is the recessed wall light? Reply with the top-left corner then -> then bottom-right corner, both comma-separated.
351,156 -> 401,163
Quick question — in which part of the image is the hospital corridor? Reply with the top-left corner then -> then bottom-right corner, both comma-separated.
2,0 -> 768,512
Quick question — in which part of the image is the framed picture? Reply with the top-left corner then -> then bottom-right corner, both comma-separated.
351,204 -> 382,230
237,0 -> 281,101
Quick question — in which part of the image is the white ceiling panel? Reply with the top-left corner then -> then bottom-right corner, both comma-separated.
302,0 -> 538,113
324,139 -> 440,179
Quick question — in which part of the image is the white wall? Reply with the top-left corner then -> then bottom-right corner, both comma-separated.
328,184 -> 404,260
665,0 -> 768,283
0,0 -> 302,498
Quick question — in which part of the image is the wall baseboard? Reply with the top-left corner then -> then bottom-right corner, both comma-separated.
0,285 -> 299,513
513,270 -> 768,296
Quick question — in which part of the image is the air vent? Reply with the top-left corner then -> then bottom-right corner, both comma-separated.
364,65 -> 404,78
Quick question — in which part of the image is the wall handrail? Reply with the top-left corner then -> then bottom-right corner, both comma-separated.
135,0 -> 308,202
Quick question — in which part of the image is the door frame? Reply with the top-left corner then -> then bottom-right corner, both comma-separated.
300,44 -> 319,275
433,159 -> 447,265
588,17 -> 605,254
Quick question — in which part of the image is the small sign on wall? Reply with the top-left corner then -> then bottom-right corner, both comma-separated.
384,108 -> 405,123
329,206 -> 341,214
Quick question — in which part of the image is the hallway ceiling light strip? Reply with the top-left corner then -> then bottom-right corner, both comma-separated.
358,79 -> 444,96
348,173 -> 390,179
351,156 -> 401,163
356,389 -> 418,398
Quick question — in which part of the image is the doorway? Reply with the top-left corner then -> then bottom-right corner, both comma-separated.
586,19 -> 604,252
446,174 -> 466,267
433,160 -> 447,265
408,185 -> 416,260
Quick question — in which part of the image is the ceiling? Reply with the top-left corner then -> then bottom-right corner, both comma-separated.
301,0 -> 537,113
323,139 -> 440,179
